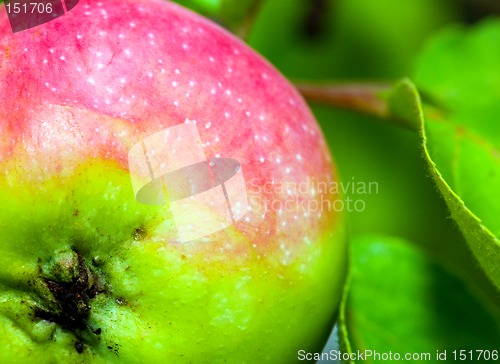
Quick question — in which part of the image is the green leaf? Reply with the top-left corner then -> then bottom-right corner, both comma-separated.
410,20 -> 500,289
340,235 -> 500,363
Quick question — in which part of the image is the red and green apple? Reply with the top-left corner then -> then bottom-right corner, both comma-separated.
0,0 -> 347,362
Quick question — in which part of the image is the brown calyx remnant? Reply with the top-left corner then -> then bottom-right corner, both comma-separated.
33,249 -> 105,353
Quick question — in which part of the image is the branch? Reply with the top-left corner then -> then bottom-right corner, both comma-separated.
296,81 -> 421,131
296,82 -> 392,118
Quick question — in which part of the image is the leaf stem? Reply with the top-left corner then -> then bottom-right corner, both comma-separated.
296,82 -> 392,118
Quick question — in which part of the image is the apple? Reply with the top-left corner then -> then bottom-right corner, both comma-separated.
0,0 -> 347,362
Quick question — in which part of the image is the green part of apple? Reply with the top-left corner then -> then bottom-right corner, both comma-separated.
0,159 -> 346,363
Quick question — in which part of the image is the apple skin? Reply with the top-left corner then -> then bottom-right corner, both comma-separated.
0,0 -> 347,363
